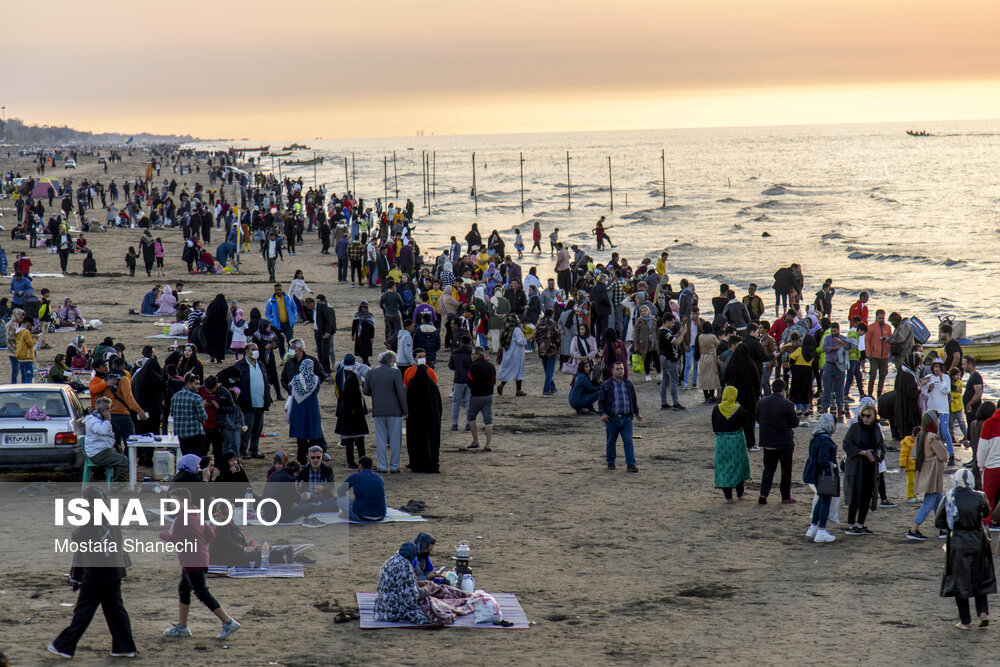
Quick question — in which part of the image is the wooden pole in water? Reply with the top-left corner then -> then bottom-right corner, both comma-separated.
608,156 -> 613,211
421,151 -> 426,210
312,152 -> 317,189
472,152 -> 478,215
383,156 -> 388,203
661,149 -> 666,208
519,152 -> 525,214
432,151 -> 436,199
393,151 -> 398,199
566,151 -> 572,211
426,152 -> 431,215
351,152 -> 356,195
344,156 -> 349,193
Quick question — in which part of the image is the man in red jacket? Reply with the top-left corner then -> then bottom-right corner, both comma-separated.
849,291 -> 870,325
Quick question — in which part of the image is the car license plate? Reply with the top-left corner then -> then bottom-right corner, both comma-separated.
3,432 -> 45,446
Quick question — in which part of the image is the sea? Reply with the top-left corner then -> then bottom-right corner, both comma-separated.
193,119 -> 1000,389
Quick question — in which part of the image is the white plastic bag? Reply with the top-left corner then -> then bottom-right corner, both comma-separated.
809,485 -> 840,524
470,590 -> 502,624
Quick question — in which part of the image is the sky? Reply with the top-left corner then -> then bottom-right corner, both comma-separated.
6,0 -> 1000,139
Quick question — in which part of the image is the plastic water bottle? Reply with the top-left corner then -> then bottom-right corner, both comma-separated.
167,415 -> 174,436
260,541 -> 270,570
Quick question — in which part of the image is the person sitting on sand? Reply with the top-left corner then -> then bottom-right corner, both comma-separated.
336,456 -> 386,522
141,285 -> 161,316
373,542 -> 474,625
82,250 -> 98,277
412,532 -> 438,581
157,284 -> 177,316
75,234 -> 87,253
57,297 -> 85,328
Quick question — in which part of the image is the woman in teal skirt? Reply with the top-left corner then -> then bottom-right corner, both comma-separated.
713,386 -> 751,502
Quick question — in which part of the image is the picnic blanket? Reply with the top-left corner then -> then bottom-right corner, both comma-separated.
357,592 -> 529,629
50,326 -> 79,333
146,334 -> 189,340
208,563 -> 304,578
245,507 -> 425,526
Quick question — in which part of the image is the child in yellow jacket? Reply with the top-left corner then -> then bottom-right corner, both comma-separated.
899,426 -> 920,501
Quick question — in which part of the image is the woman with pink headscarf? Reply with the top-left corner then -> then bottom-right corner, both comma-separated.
156,284 -> 177,316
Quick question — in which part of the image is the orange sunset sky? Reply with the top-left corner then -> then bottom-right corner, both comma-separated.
7,0 -> 1000,139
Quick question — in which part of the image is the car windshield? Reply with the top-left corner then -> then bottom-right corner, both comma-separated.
0,391 -> 69,418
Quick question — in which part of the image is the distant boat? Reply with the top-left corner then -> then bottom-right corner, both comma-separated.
268,151 -> 292,157
282,157 -> 324,166
282,144 -> 310,150
906,130 -> 930,137
228,145 -> 270,153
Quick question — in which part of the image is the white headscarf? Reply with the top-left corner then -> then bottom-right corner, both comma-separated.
945,468 -> 976,530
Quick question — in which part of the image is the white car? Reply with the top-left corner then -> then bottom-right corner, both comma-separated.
0,384 -> 86,472
64,159 -> 76,169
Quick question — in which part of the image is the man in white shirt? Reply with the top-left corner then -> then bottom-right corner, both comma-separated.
83,397 -> 129,481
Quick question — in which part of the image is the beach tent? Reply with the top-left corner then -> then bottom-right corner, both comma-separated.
31,178 -> 60,199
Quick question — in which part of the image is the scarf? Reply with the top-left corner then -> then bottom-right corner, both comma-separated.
500,314 -> 519,349
812,412 -> 836,436
177,453 -> 201,474
718,386 -> 739,419
354,307 -> 375,325
945,468 -> 976,530
290,358 -> 318,403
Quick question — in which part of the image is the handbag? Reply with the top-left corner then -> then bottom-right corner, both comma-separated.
631,353 -> 644,374
561,359 -> 579,375
815,469 -> 840,496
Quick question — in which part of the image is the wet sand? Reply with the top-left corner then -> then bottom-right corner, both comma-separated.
0,151 -> 991,665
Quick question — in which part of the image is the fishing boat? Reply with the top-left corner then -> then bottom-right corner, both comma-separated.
282,157 -> 324,167
228,145 -> 270,153
282,143 -> 310,150
905,130 -> 930,137
929,316 -> 1000,362
268,151 -> 292,157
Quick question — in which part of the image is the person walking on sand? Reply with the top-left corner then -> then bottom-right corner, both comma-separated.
712,386 -> 751,502
907,412 -> 949,541
936,468 -> 996,629
160,487 -> 241,640
364,351 -> 407,473
598,361 -> 642,472
466,346 -> 496,451
47,487 -> 137,660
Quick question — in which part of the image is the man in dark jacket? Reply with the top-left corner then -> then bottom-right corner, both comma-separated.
590,274 -> 613,346
598,361 -> 642,472
504,279 -> 527,318
755,379 -> 800,504
413,313 -> 441,365
313,294 -> 336,373
772,265 -> 797,317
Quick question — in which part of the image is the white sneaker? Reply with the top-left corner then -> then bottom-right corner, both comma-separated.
805,525 -> 818,538
645,374 -> 651,382
814,529 -> 836,543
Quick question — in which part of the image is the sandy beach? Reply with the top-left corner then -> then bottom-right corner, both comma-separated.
0,151 -> 995,665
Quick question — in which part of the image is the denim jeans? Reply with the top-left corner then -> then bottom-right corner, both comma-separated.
761,364 -> 773,396
541,358 -> 557,393
938,412 -> 954,457
605,416 -> 635,466
821,364 -> 845,412
18,360 -> 34,384
660,357 -> 679,406
452,382 -> 470,426
844,360 -> 863,398
8,355 -> 17,383
811,494 -> 832,529
277,322 -> 294,358
684,347 -> 698,387
914,491 -> 942,525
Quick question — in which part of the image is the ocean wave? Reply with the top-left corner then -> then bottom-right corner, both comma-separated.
755,200 -> 783,208
847,250 -> 966,267
752,215 -> 770,222
869,193 -> 899,204
716,197 -> 742,203
736,207 -> 752,217
621,209 -> 657,220
730,224 -> 743,231
821,232 -> 844,240
761,185 -> 791,196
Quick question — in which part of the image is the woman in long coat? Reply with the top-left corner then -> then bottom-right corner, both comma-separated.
935,469 -> 997,629
721,342 -> 762,448
894,352 -> 922,441
202,293 -> 229,363
841,402 -> 884,535
496,314 -> 528,396
696,321 -> 720,402
405,364 -> 442,473
601,327 -> 629,381
289,358 -> 323,464
335,362 -> 369,470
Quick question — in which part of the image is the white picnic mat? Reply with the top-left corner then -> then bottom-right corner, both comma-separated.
357,592 -> 529,629
145,334 -> 189,340
207,563 -> 304,578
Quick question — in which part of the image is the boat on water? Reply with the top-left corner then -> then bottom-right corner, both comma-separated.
905,130 -> 930,137
282,157 -> 324,167
268,151 -> 292,157
926,316 -> 1000,362
282,144 -> 310,150
228,145 -> 270,153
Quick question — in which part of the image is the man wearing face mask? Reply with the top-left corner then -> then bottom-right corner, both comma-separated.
403,349 -> 438,387
231,343 -> 272,459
